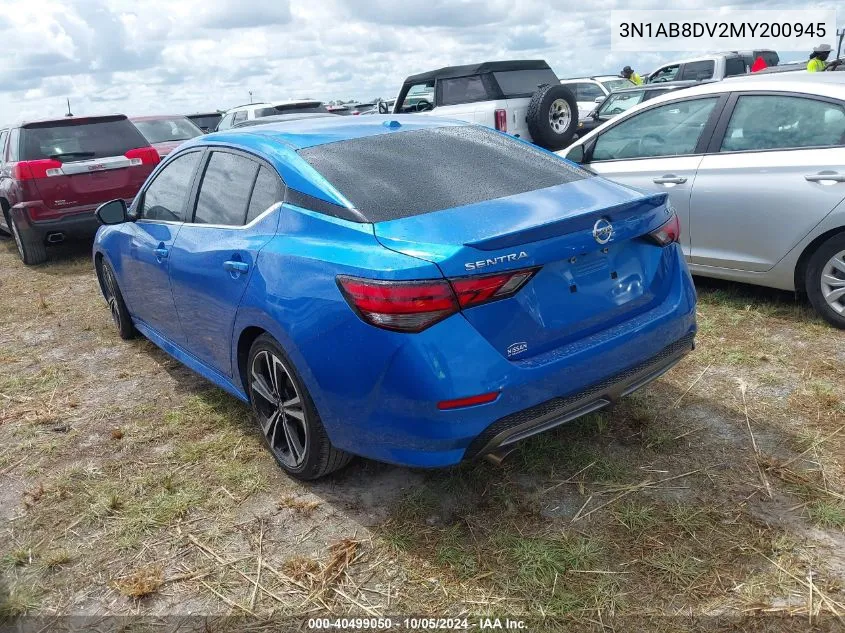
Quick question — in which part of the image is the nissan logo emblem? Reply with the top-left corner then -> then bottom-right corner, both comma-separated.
592,218 -> 613,245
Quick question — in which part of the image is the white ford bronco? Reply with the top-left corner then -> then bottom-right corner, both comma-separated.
383,60 -> 579,151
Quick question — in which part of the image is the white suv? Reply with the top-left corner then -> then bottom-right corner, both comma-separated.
216,100 -> 328,131
559,76 -> 635,121
388,60 -> 579,151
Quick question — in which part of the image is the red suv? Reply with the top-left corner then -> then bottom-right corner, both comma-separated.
0,115 -> 159,265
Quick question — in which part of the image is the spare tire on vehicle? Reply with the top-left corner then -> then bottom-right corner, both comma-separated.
526,84 -> 579,151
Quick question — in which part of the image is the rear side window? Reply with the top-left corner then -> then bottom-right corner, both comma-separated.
492,69 -> 558,97
0,130 -> 8,163
246,167 -> 282,223
20,117 -> 148,162
141,151 -> 202,222
679,60 -> 715,81
720,95 -> 845,152
233,111 -> 248,125
194,152 -> 259,226
725,57 -> 747,77
440,76 -> 488,106
298,125 -> 588,223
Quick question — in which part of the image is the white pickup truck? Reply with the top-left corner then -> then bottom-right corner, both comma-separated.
383,60 -> 579,151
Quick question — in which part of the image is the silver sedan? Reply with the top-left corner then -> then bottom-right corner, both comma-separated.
561,72 -> 845,328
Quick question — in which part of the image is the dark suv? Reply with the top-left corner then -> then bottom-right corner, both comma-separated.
0,115 -> 159,265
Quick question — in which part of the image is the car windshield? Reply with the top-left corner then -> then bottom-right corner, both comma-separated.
20,117 -> 148,161
134,118 -> 202,144
298,125 -> 588,223
597,91 -> 648,118
493,69 -> 559,96
601,78 -> 635,92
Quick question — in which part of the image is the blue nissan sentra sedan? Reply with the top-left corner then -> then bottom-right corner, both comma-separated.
92,115 -> 696,480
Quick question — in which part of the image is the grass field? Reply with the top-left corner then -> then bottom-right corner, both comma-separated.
1,237 -> 843,631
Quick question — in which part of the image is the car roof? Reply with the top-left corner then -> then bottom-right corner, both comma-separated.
186,112 -> 222,117
654,52 -> 740,67
403,60 -> 552,84
10,113 -> 129,128
223,100 -> 322,114
232,113 -> 335,128
609,79 -> 703,94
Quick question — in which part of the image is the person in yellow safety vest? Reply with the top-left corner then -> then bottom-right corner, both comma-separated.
807,44 -> 831,72
621,66 -> 643,85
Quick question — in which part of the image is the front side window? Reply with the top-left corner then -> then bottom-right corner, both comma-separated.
440,76 -> 488,106
650,65 -> 680,83
396,82 -> 435,112
592,97 -> 719,161
193,152 -> 259,226
721,95 -> 845,152
140,151 -> 202,222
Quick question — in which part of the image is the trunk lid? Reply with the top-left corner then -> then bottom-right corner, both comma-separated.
374,178 -> 674,360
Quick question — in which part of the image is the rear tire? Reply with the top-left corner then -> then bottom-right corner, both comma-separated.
97,259 -> 136,340
10,215 -> 47,265
526,84 -> 579,151
247,334 -> 352,480
805,233 -> 845,329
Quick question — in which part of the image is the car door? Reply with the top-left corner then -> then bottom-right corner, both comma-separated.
120,149 -> 204,343
689,92 -> 845,271
571,95 -> 726,258
168,150 -> 282,376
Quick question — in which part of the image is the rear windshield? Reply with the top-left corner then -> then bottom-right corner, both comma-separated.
256,103 -> 327,118
188,114 -> 221,129
20,117 -> 148,162
134,118 -> 202,144
298,125 -> 588,223
492,69 -> 559,97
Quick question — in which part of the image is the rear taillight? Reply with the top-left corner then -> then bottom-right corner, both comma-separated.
647,212 -> 681,246
494,108 -> 507,132
450,268 -> 538,308
337,267 -> 537,332
125,147 -> 160,166
11,160 -> 63,180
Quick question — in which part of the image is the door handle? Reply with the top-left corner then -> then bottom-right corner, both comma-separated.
154,247 -> 169,259
223,260 -> 249,274
805,172 -> 845,184
653,175 -> 687,185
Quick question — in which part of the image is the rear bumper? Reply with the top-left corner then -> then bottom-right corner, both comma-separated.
315,244 -> 697,468
11,204 -> 102,242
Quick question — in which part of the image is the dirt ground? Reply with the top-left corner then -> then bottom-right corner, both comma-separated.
1,236 -> 844,632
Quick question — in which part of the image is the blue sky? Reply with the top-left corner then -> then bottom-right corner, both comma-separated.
0,0 -> 841,121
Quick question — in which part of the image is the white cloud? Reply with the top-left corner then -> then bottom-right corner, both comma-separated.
0,0 -> 841,122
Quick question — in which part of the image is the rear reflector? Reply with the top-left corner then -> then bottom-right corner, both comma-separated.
337,267 -> 538,333
647,212 -> 681,246
494,108 -> 507,132
11,159 -> 63,181
125,147 -> 160,166
438,391 -> 500,410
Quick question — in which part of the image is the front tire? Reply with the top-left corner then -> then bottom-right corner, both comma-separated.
97,259 -> 136,340
10,214 -> 47,265
247,334 -> 352,480
806,233 -> 845,329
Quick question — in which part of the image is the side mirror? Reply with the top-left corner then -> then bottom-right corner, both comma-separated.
378,101 -> 389,114
96,199 -> 128,225
565,144 -> 585,164
594,96 -> 604,103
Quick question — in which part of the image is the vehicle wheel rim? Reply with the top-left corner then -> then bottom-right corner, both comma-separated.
821,249 -> 845,314
250,350 -> 308,469
549,99 -> 571,134
11,221 -> 24,259
101,265 -> 122,329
